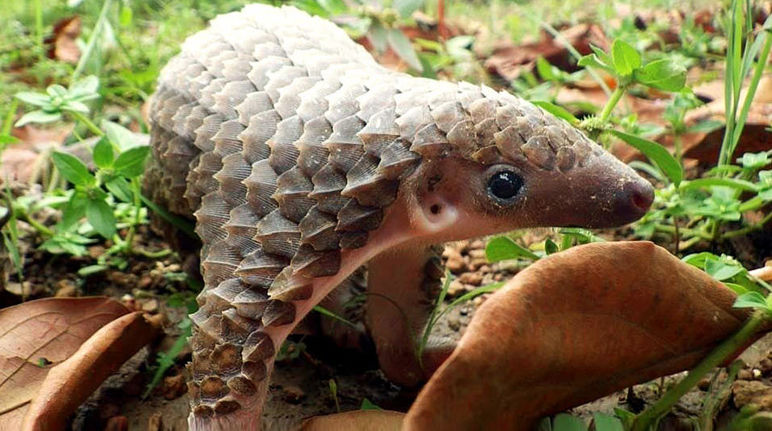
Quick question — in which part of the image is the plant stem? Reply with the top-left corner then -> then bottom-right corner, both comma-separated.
722,211 -> 772,239
631,310 -> 769,431
72,0 -> 114,81
68,110 -> 104,137
34,0 -> 44,61
599,86 -> 625,124
21,211 -> 53,237
124,178 -> 142,255
728,23 -> 772,162
699,360 -> 743,431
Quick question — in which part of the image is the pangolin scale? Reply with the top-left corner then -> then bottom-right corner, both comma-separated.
145,4 -> 654,430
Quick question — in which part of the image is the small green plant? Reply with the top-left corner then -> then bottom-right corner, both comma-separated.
415,35 -> 486,81
11,76 -> 161,269
293,0 -> 425,71
538,413 -> 624,431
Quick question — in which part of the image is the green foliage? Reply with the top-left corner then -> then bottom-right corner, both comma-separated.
14,76 -> 100,127
538,413 -> 624,431
485,228 -> 603,264
143,316 -> 193,399
293,0 -> 426,72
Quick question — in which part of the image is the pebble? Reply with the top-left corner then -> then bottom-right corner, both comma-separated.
161,374 -> 187,400
55,279 -> 78,297
448,280 -> 467,297
447,316 -> 461,331
733,380 -> 772,409
141,298 -> 159,313
282,385 -> 305,403
459,272 -> 483,286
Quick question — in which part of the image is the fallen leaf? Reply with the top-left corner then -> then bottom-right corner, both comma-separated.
46,16 -> 82,64
22,311 -> 162,431
404,241 -> 759,431
0,297 -> 129,430
299,410 -> 404,431
485,24 -> 609,80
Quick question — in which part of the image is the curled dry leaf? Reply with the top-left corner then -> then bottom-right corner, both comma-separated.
404,241 -> 758,431
23,311 -> 162,431
0,297 -> 128,430
299,410 -> 404,431
46,16 -> 82,64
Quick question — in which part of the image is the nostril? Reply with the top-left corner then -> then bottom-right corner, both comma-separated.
629,181 -> 655,212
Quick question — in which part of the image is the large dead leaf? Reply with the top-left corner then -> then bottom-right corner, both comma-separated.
299,410 -> 404,431
404,241 -> 759,431
22,311 -> 162,430
0,297 -> 129,429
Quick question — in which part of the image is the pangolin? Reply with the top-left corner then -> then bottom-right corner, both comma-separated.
144,4 -> 654,430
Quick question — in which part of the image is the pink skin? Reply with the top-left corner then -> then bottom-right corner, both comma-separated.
191,152 -> 653,430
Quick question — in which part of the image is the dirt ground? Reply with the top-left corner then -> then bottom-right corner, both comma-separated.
2,221 -> 766,431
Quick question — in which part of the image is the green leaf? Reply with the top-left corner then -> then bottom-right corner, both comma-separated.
14,92 -> 51,107
78,264 -> 107,277
119,3 -> 133,27
0,135 -> 19,146
610,130 -> 683,185
577,54 -> 614,74
533,101 -> 578,124
104,177 -> 133,202
52,152 -> 96,186
611,39 -> 641,77
680,178 -> 757,193
633,59 -> 686,91
535,57 -> 555,81
15,110 -> 62,127
485,236 -> 540,262
102,121 -> 137,151
114,145 -> 150,177
590,44 -> 613,66
60,192 -> 88,231
734,291 -> 769,310
387,29 -> 423,72
62,100 -> 90,114
393,0 -> 423,18
68,76 -> 100,100
687,119 -> 723,134
553,414 -> 587,431
368,21 -> 389,53
360,398 -> 383,411
93,137 -> 114,169
593,413 -> 624,431
317,0 -> 347,14
86,197 -> 117,239
705,258 -> 744,281
545,238 -> 559,255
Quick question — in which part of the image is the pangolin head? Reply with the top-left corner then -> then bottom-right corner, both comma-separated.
394,83 -> 654,241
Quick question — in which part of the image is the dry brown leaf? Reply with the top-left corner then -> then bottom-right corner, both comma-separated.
485,24 -> 609,81
404,241 -> 757,431
299,410 -> 404,431
22,311 -> 162,431
0,297 -> 129,430
46,16 -> 82,64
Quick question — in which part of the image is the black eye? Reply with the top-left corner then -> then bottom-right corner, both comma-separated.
487,170 -> 523,201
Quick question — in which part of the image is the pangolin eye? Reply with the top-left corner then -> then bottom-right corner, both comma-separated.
487,170 -> 523,201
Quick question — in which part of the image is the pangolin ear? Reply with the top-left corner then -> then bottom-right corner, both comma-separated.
411,194 -> 460,235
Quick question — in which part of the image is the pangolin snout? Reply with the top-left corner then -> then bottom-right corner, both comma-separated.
613,177 -> 654,223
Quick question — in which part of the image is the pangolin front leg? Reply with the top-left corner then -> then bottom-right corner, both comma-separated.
366,244 -> 453,387
145,5 -> 654,430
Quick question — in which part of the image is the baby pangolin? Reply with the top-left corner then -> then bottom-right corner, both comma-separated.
145,4 -> 654,430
